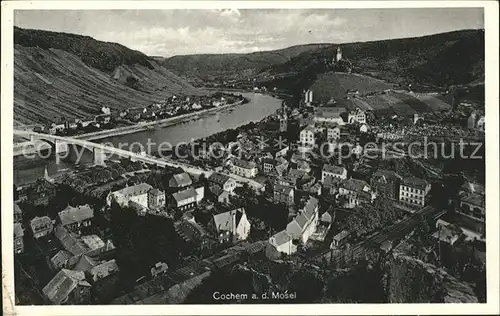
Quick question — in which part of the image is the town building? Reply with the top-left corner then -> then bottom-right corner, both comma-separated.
326,125 -> 341,141
262,158 -> 277,175
304,89 -> 313,105
347,108 -> 366,124
148,188 -> 166,209
88,259 -> 120,303
58,204 -> 94,234
273,184 -> 294,206
208,185 -> 230,204
370,169 -> 402,200
30,216 -> 54,239
175,218 -> 211,250
279,103 -> 288,132
338,178 -> 373,208
150,262 -> 169,278
269,230 -> 296,255
106,183 -> 153,208
14,203 -> 23,223
168,172 -> 193,190
14,223 -> 24,254
210,208 -> 251,243
230,158 -> 258,178
433,219 -> 466,246
299,125 -> 315,150
42,269 -> 91,305
331,230 -> 349,249
457,192 -> 485,232
322,164 -> 348,182
286,196 -> 319,244
170,187 -> 199,211
313,107 -> 346,125
27,178 -> 56,207
399,177 -> 431,207
208,172 -> 237,193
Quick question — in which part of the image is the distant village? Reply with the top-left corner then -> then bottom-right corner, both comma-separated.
22,92 -> 246,137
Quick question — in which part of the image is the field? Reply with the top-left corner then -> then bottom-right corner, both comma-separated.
356,91 -> 451,116
411,93 -> 452,111
310,72 -> 393,102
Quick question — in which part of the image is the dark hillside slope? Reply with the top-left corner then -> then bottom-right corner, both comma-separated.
162,43 -> 332,79
265,29 -> 484,89
14,27 -> 204,125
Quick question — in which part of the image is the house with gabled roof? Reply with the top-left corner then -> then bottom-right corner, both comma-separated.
42,269 -> 91,305
208,172 -> 237,192
285,196 -> 319,244
210,208 -> 251,243
269,230 -> 296,255
169,172 -> 193,189
58,204 -> 94,234
14,223 -> 24,254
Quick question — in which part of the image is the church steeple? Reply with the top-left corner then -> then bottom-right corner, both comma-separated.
44,166 -> 54,183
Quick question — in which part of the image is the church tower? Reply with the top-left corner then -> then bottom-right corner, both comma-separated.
336,47 -> 342,62
279,102 -> 288,132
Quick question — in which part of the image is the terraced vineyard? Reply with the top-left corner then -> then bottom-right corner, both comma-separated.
14,28 -> 205,125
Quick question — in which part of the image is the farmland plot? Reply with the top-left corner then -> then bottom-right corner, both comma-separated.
412,93 -> 452,111
389,91 -> 431,113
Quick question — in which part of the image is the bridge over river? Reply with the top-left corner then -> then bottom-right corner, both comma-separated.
14,130 -> 264,191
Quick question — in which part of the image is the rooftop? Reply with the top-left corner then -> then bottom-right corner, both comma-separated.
274,184 -> 293,195
462,193 -> 485,208
213,208 -> 246,233
323,164 -> 347,175
172,187 -> 198,203
114,183 -> 153,197
341,178 -> 370,192
271,230 -> 292,246
42,269 -> 90,305
30,216 -> 52,230
333,230 -> 349,241
170,172 -> 193,188
232,158 -> 257,170
89,259 -> 119,282
58,204 -> 94,227
14,223 -> 24,237
208,172 -> 231,186
402,177 -> 429,189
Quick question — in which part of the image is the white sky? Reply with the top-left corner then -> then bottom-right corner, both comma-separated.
14,8 -> 484,57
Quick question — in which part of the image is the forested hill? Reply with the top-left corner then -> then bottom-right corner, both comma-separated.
14,27 -> 204,125
264,29 -> 485,88
160,43 -> 332,80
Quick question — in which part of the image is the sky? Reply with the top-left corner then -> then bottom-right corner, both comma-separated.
14,8 -> 484,57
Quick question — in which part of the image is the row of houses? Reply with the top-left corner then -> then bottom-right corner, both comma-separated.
15,197 -> 120,304
268,196 -> 320,255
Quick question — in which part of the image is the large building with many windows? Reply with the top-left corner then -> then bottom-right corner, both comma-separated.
399,177 -> 431,207
299,126 -> 315,149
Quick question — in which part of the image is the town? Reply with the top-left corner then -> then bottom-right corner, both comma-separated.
10,8 -> 489,307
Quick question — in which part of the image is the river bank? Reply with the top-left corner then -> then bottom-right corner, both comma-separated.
77,97 -> 247,141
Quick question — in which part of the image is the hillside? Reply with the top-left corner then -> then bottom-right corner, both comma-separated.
260,29 -> 484,97
14,27 -> 205,125
161,43 -> 332,80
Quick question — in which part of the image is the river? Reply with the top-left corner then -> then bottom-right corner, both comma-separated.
14,92 -> 282,186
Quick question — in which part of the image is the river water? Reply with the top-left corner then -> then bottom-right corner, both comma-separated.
14,92 -> 282,186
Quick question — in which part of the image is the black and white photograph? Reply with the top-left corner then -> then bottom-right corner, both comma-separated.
2,1 -> 499,314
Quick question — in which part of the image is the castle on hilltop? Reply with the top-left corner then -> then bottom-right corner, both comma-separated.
332,47 -> 342,63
